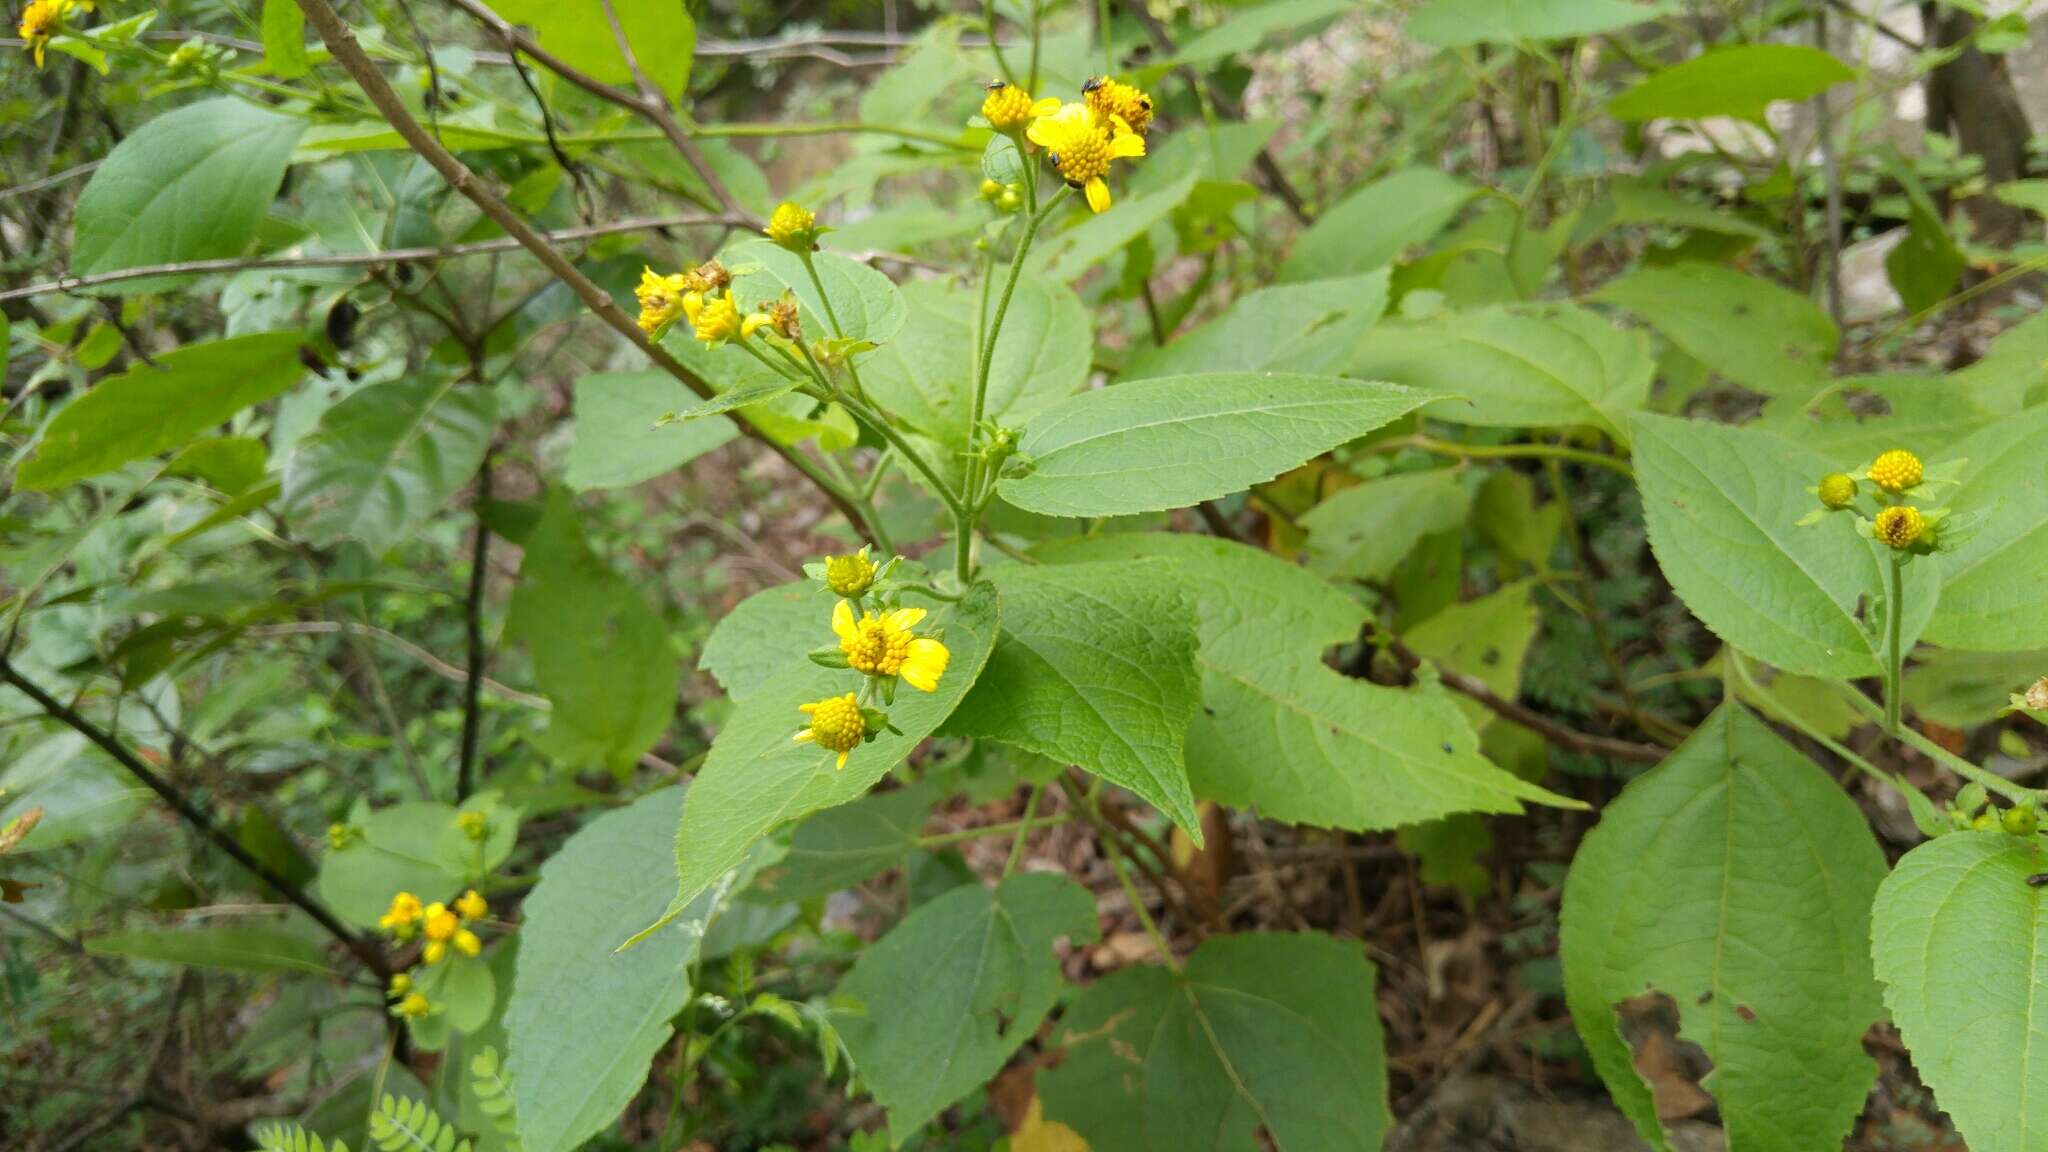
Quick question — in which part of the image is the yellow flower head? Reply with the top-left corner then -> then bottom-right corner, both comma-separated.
454,889 -> 488,921
832,600 -> 950,691
635,267 -> 693,336
19,0 -> 64,67
397,992 -> 432,1019
456,810 -> 490,842
388,972 -> 412,997
766,201 -> 818,251
1817,472 -> 1856,509
824,545 -> 877,598
1867,449 -> 1923,494
422,902 -> 458,942
379,891 -> 423,934
794,693 -> 865,769
980,80 -> 1060,132
684,291 -> 743,346
453,928 -> 483,958
1025,102 -> 1146,213
1083,76 -> 1154,136
1874,504 -> 1924,550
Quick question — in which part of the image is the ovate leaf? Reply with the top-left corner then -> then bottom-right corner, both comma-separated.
284,375 -> 495,554
1277,167 -> 1476,283
1001,374 -> 1426,518
729,241 -> 907,345
1630,412 -> 1938,679
838,873 -> 1099,1139
947,562 -> 1203,837
752,781 -> 940,904
1125,271 -> 1390,380
698,580 -> 837,700
1920,407 -> 2048,650
1302,468 -> 1473,582
315,802 -> 465,928
260,0 -> 310,77
1595,262 -> 1836,400
1040,933 -> 1390,1151
1872,832 -> 2048,1152
1607,44 -> 1855,124
508,491 -> 679,773
565,370 -> 739,492
72,97 -> 305,281
19,332 -> 304,490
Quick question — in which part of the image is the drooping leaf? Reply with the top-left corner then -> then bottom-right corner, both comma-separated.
1277,167 -> 1477,283
1036,533 -> 1577,830
1302,469 -> 1474,583
947,561 -> 1203,837
1001,374 -> 1427,518
19,332 -> 304,490
1040,933 -> 1390,1151
484,0 -> 694,97
838,873 -> 1099,1139
1125,271 -> 1390,380
1559,704 -> 1887,1152
565,370 -> 740,491
1594,262 -> 1836,400
507,491 -> 679,773
88,924 -> 334,976
1884,157 -> 1966,316
1607,44 -> 1855,124
1408,0 -> 1667,45
1921,406 -> 2048,650
284,375 -> 495,554
1630,412 -> 1938,679
72,97 -> 305,282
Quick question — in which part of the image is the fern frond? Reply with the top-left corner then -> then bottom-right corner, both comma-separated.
369,1093 -> 471,1152
253,1119 -> 350,1152
468,1045 -> 523,1150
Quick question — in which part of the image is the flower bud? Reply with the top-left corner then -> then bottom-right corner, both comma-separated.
1817,472 -> 1856,509
824,545 -> 877,597
327,822 -> 361,850
766,201 -> 819,252
2003,805 -> 2040,837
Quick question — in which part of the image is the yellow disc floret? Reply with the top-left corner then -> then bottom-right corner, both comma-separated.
634,268 -> 693,336
765,201 -> 817,251
18,0 -> 64,67
379,891 -> 423,935
1817,472 -> 1856,509
825,545 -> 877,598
397,992 -> 431,1019
794,693 -> 866,769
454,889 -> 488,921
388,972 -> 412,998
1874,505 -> 1924,550
980,80 -> 1060,132
453,928 -> 483,957
1083,76 -> 1154,136
1026,103 -> 1146,213
684,292 -> 742,346
1867,449 -> 1923,494
832,601 -> 951,691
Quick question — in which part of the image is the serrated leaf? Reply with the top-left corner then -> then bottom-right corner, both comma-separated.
729,241 -> 906,345
86,924 -> 334,976
1560,704 -> 1886,1152
507,491 -> 678,773
1302,469 -> 1473,583
1407,0 -> 1667,46
565,370 -> 740,491
1595,263 -> 1836,400
1036,534 -> 1577,830
664,376 -> 804,421
1040,932 -> 1390,1151
1277,167 -> 1476,283
1125,271 -> 1390,380
699,580 -> 839,700
72,97 -> 304,284
1347,303 -> 1654,441
838,873 -> 1099,1139
947,562 -> 1202,837
284,375 -> 494,554
1630,412 -> 1938,679
1921,406 -> 2048,650
1607,44 -> 1855,123
659,583 -> 1000,922
19,332 -> 304,490
1002,374 -> 1427,518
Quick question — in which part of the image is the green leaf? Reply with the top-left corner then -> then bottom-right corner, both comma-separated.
1163,0 -> 1353,65
658,583 -> 1000,923
0,734 -> 148,851
663,376 -> 803,421
484,0 -> 693,97
699,580 -> 838,700
1759,374 -> 1996,462
947,561 -> 1203,838
284,375 -> 495,555
1302,469 -> 1473,582
1125,271 -> 1390,380
88,923 -> 334,975
166,436 -> 268,495
862,275 -> 1090,448
504,788 -> 728,1152
1921,407 -> 2048,650
1952,309 -> 2048,414
1575,177 -> 1775,244
1594,262 -> 1836,400
565,370 -> 740,491
1560,704 -> 1887,1152
71,97 -> 305,282
19,332 -> 304,490
1408,0 -> 1667,46
260,0 -> 310,77
1875,831 -> 2048,1152
1029,174 -> 1200,283
1037,534 -> 1578,830
1606,44 -> 1856,123
1905,647 -> 2048,727
1405,581 -> 1539,731
837,873 -> 1099,1139
1348,303 -> 1654,441
1884,158 -> 1965,316
1277,167 -> 1477,283
729,241 -> 906,345
1630,412 -> 1938,679
1040,932 -> 1390,1151
1001,374 -> 1427,518
507,491 -> 679,773
752,781 -> 940,904
315,802 -> 466,928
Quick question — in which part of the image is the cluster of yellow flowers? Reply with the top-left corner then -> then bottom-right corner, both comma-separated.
633,202 -> 822,348
792,546 -> 951,769
978,75 -> 1154,213
378,886 -> 490,1017
17,0 -> 88,67
1809,448 -> 1949,557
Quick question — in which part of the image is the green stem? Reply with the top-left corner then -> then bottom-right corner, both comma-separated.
1004,783 -> 1045,875
797,250 -> 866,398
835,392 -> 968,521
1396,434 -> 1634,478
1884,553 -> 1904,737
1831,678 -> 2043,804
917,810 -> 1071,850
693,120 -> 972,149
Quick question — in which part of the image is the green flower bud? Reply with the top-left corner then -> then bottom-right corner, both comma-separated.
2002,805 -> 2039,837
824,545 -> 878,598
1817,472 -> 1856,509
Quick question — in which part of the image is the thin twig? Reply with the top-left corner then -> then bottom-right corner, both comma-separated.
456,458 -> 493,802
1384,636 -> 1666,764
247,621 -> 547,709
597,0 -> 748,222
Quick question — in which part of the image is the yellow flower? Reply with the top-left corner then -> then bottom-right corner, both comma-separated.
1083,76 -> 1154,136
379,891 -> 423,934
423,902 -> 457,939
1867,449 -> 1923,494
794,693 -> 865,769
980,80 -> 1060,132
635,267 -> 693,336
453,928 -> 483,958
1026,102 -> 1146,213
683,292 -> 768,346
1874,505 -> 1924,550
19,0 -> 64,68
397,992 -> 432,1019
1817,472 -> 1856,509
454,889 -> 488,921
825,545 -> 877,598
832,600 -> 950,691
765,201 -> 818,251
